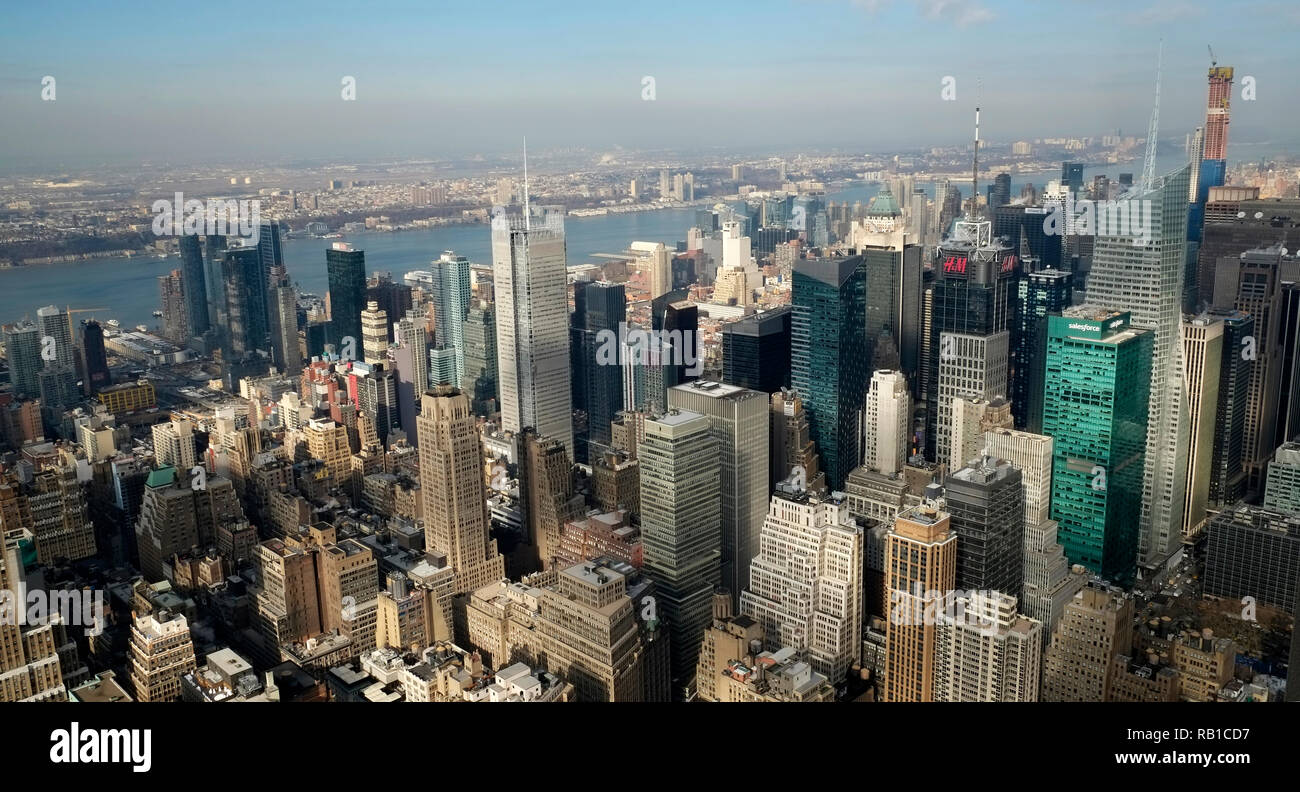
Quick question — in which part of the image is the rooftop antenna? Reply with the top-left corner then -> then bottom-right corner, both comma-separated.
972,88 -> 980,219
522,136 -> 530,231
1141,41 -> 1163,191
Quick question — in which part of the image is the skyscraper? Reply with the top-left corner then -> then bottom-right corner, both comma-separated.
861,369 -> 909,475
35,305 -> 78,410
158,269 -> 187,342
1208,310 -> 1254,508
645,290 -> 699,409
360,300 -> 389,365
3,321 -> 41,399
667,381 -> 768,600
1180,314 -> 1225,541
925,220 -> 1016,463
1041,308 -> 1152,585
571,281 -> 626,463
852,188 -> 924,381
221,246 -> 263,357
431,251 -> 472,384
268,264 -> 300,373
460,299 -> 497,416
1084,164 -> 1192,569
1042,583 -> 1134,702
639,409 -> 720,696
491,205 -> 574,457
739,485 -> 863,684
933,591 -> 1041,702
1013,268 -> 1072,430
791,254 -> 867,490
81,319 -> 110,394
720,306 -> 792,394
128,610 -> 197,703
179,234 -> 210,337
945,458 -> 1024,599
326,242 -> 367,351
416,386 -> 505,594
884,490 -> 956,703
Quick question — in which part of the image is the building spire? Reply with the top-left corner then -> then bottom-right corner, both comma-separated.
522,136 -> 530,231
1141,41 -> 1163,191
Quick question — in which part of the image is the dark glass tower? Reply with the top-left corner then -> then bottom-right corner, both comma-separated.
861,243 -> 923,381
987,172 -> 1011,210
1208,310 -> 1254,508
81,319 -> 111,394
993,204 -> 1063,271
221,247 -> 261,357
650,290 -> 699,403
1013,268 -> 1072,431
1061,162 -> 1084,193
570,281 -> 626,463
791,254 -> 867,490
326,243 -> 367,349
178,234 -> 210,337
720,305 -> 791,394
945,458 -> 1025,601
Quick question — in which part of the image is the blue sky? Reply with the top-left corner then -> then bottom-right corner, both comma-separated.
1,0 -> 1296,167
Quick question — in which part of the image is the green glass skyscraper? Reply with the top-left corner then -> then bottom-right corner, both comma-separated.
326,242 -> 367,350
791,254 -> 866,490
1041,307 -> 1152,586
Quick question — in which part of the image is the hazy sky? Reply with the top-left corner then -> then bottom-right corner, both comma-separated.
1,0 -> 1297,169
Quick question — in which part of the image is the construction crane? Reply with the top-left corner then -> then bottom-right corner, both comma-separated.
67,307 -> 107,315
1208,44 -> 1216,67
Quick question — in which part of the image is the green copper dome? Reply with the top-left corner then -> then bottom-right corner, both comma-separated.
867,187 -> 901,217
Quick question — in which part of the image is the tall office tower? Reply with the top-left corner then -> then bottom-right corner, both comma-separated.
3,321 -> 41,398
1278,282 -> 1300,448
267,264 -> 300,373
326,242 -> 367,349
934,591 -> 1041,701
948,395 -> 1011,475
178,234 -> 209,337
158,269 -> 187,342
1061,162 -> 1085,194
253,538 -> 323,645
721,221 -> 757,294
1264,442 -> 1300,513
740,485 -> 864,684
1209,310 -> 1254,507
720,306 -> 792,394
219,246 -> 258,356
394,308 -> 429,392
366,272 -> 413,328
152,418 -> 196,469
460,299 -> 497,415
492,206 -> 574,457
667,381 -> 768,600
945,458 -> 1024,598
317,537 -> 378,634
926,220 -> 1016,463
359,301 -> 389,365
1041,583 -> 1133,702
883,491 -> 956,702
570,281 -> 626,463
851,189 -> 924,381
639,409 -> 720,696
1042,309 -> 1152,586
982,427 -> 1085,638
993,205 -> 1063,270
135,467 -> 243,582
1180,315 -> 1225,541
28,458 -> 96,563
431,251 -> 472,383
80,319 -> 110,394
792,255 -> 867,490
861,370 -> 909,475
987,172 -> 1012,211
417,386 -> 504,594
632,241 -> 673,301
531,561 -> 646,702
645,291 -> 698,409
520,429 -> 581,571
1013,268 -> 1072,430
231,243 -> 270,353
358,363 -> 400,446
35,305 -> 78,409
1084,164 -> 1192,569
128,609 -> 197,702
203,234 -> 228,328
770,389 -> 825,494
1216,247 -> 1300,491
1195,196 -> 1299,310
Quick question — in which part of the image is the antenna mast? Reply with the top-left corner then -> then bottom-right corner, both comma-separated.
522,136 -> 530,231
972,104 -> 980,219
1141,41 -> 1163,191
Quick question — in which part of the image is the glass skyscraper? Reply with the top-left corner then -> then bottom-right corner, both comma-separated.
1013,268 -> 1072,431
326,242 -> 367,351
791,254 -> 867,490
1042,308 -> 1152,586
